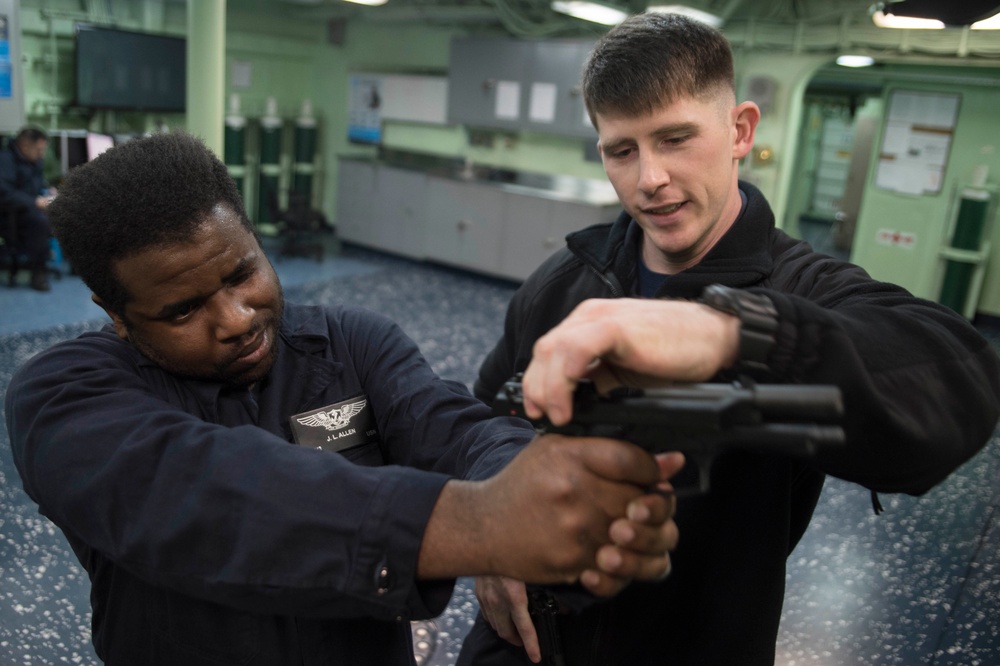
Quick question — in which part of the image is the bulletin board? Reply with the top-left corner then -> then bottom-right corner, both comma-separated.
874,90 -> 960,196
347,73 -> 449,145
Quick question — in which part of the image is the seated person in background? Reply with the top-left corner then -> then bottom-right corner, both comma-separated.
0,126 -> 56,291
4,131 -> 682,665
459,12 -> 1000,666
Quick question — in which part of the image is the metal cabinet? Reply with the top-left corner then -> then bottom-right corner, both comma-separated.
524,40 -> 596,139
446,39 -> 532,133
336,158 -> 618,281
372,167 -> 428,260
424,177 -> 507,274
447,38 -> 596,139
335,160 -> 377,247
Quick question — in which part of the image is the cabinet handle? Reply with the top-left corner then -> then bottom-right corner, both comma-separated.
483,79 -> 496,92
457,219 -> 471,232
543,237 -> 558,248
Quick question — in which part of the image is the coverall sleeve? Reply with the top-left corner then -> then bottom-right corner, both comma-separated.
5,332 -> 456,622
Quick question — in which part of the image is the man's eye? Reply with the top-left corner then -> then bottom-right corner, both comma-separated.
169,303 -> 198,322
230,267 -> 256,286
610,147 -> 633,159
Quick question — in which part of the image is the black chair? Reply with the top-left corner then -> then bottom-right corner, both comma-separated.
0,204 -> 63,288
265,186 -> 336,262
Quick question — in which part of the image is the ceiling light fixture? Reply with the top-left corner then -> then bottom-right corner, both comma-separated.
551,0 -> 629,25
646,5 -> 723,27
836,55 -> 876,68
871,9 -> 944,29
972,12 -> 1000,29
342,0 -> 388,6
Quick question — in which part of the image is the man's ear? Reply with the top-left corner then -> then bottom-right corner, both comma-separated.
732,101 -> 761,160
91,294 -> 129,340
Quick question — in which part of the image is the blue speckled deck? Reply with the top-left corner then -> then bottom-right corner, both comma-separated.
1,245 -> 998,665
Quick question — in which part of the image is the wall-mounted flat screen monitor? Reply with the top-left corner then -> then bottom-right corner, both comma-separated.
75,25 -> 185,112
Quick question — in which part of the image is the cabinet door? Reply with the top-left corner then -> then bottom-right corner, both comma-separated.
335,161 -> 377,246
447,38 -> 530,131
550,201 -> 619,245
501,196 -> 617,281
373,167 -> 428,260
499,194 -> 554,281
425,178 -> 507,274
526,40 -> 596,138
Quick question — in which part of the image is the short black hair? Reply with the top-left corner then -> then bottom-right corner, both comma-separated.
583,12 -> 735,127
49,131 -> 253,315
15,126 -> 48,144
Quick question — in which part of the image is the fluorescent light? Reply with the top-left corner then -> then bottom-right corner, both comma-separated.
972,12 -> 1000,29
342,0 -> 388,5
871,10 -> 944,29
646,5 -> 723,28
551,0 -> 628,25
836,55 -> 875,68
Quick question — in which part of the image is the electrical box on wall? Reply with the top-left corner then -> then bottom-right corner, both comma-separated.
0,0 -> 26,134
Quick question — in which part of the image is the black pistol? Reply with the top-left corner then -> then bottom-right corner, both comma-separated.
493,375 -> 845,495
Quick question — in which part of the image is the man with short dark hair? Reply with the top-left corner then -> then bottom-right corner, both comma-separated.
5,131 -> 684,664
0,126 -> 55,291
458,12 -> 1000,666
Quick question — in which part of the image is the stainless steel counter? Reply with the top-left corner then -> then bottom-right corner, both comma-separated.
339,151 -> 620,208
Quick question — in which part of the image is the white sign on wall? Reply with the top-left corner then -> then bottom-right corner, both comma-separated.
875,90 -> 960,196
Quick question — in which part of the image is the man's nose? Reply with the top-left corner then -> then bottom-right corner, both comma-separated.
637,152 -> 670,197
213,293 -> 255,341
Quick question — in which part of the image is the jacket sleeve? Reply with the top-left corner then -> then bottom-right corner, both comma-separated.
334,306 -> 534,482
475,292 -> 526,404
5,332 -> 455,622
758,245 -> 1000,495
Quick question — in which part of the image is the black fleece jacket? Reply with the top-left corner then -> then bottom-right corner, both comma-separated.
463,181 -> 1000,666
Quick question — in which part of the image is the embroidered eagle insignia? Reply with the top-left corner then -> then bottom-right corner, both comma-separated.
296,399 -> 368,431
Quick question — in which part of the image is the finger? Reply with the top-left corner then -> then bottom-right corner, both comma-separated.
593,532 -> 676,582
524,312 -> 620,424
625,489 -> 674,525
575,437 -> 660,487
579,567 -> 631,598
521,345 -> 580,424
609,515 -> 680,554
509,599 -> 541,663
655,451 -> 686,481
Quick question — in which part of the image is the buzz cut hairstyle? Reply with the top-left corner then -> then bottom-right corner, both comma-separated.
49,131 -> 254,316
582,12 -> 736,128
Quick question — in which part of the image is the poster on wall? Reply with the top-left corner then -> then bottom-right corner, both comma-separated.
0,15 -> 12,99
875,90 -> 960,196
348,75 -> 383,144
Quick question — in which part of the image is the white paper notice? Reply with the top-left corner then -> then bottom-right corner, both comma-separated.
494,81 -> 521,120
529,82 -> 557,123
232,61 -> 253,89
876,90 -> 959,195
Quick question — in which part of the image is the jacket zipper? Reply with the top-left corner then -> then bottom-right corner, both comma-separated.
583,261 -> 625,298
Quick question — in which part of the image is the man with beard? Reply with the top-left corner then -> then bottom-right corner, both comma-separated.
5,131 -> 683,665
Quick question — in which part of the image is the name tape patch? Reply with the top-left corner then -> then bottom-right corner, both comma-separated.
290,395 -> 380,453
